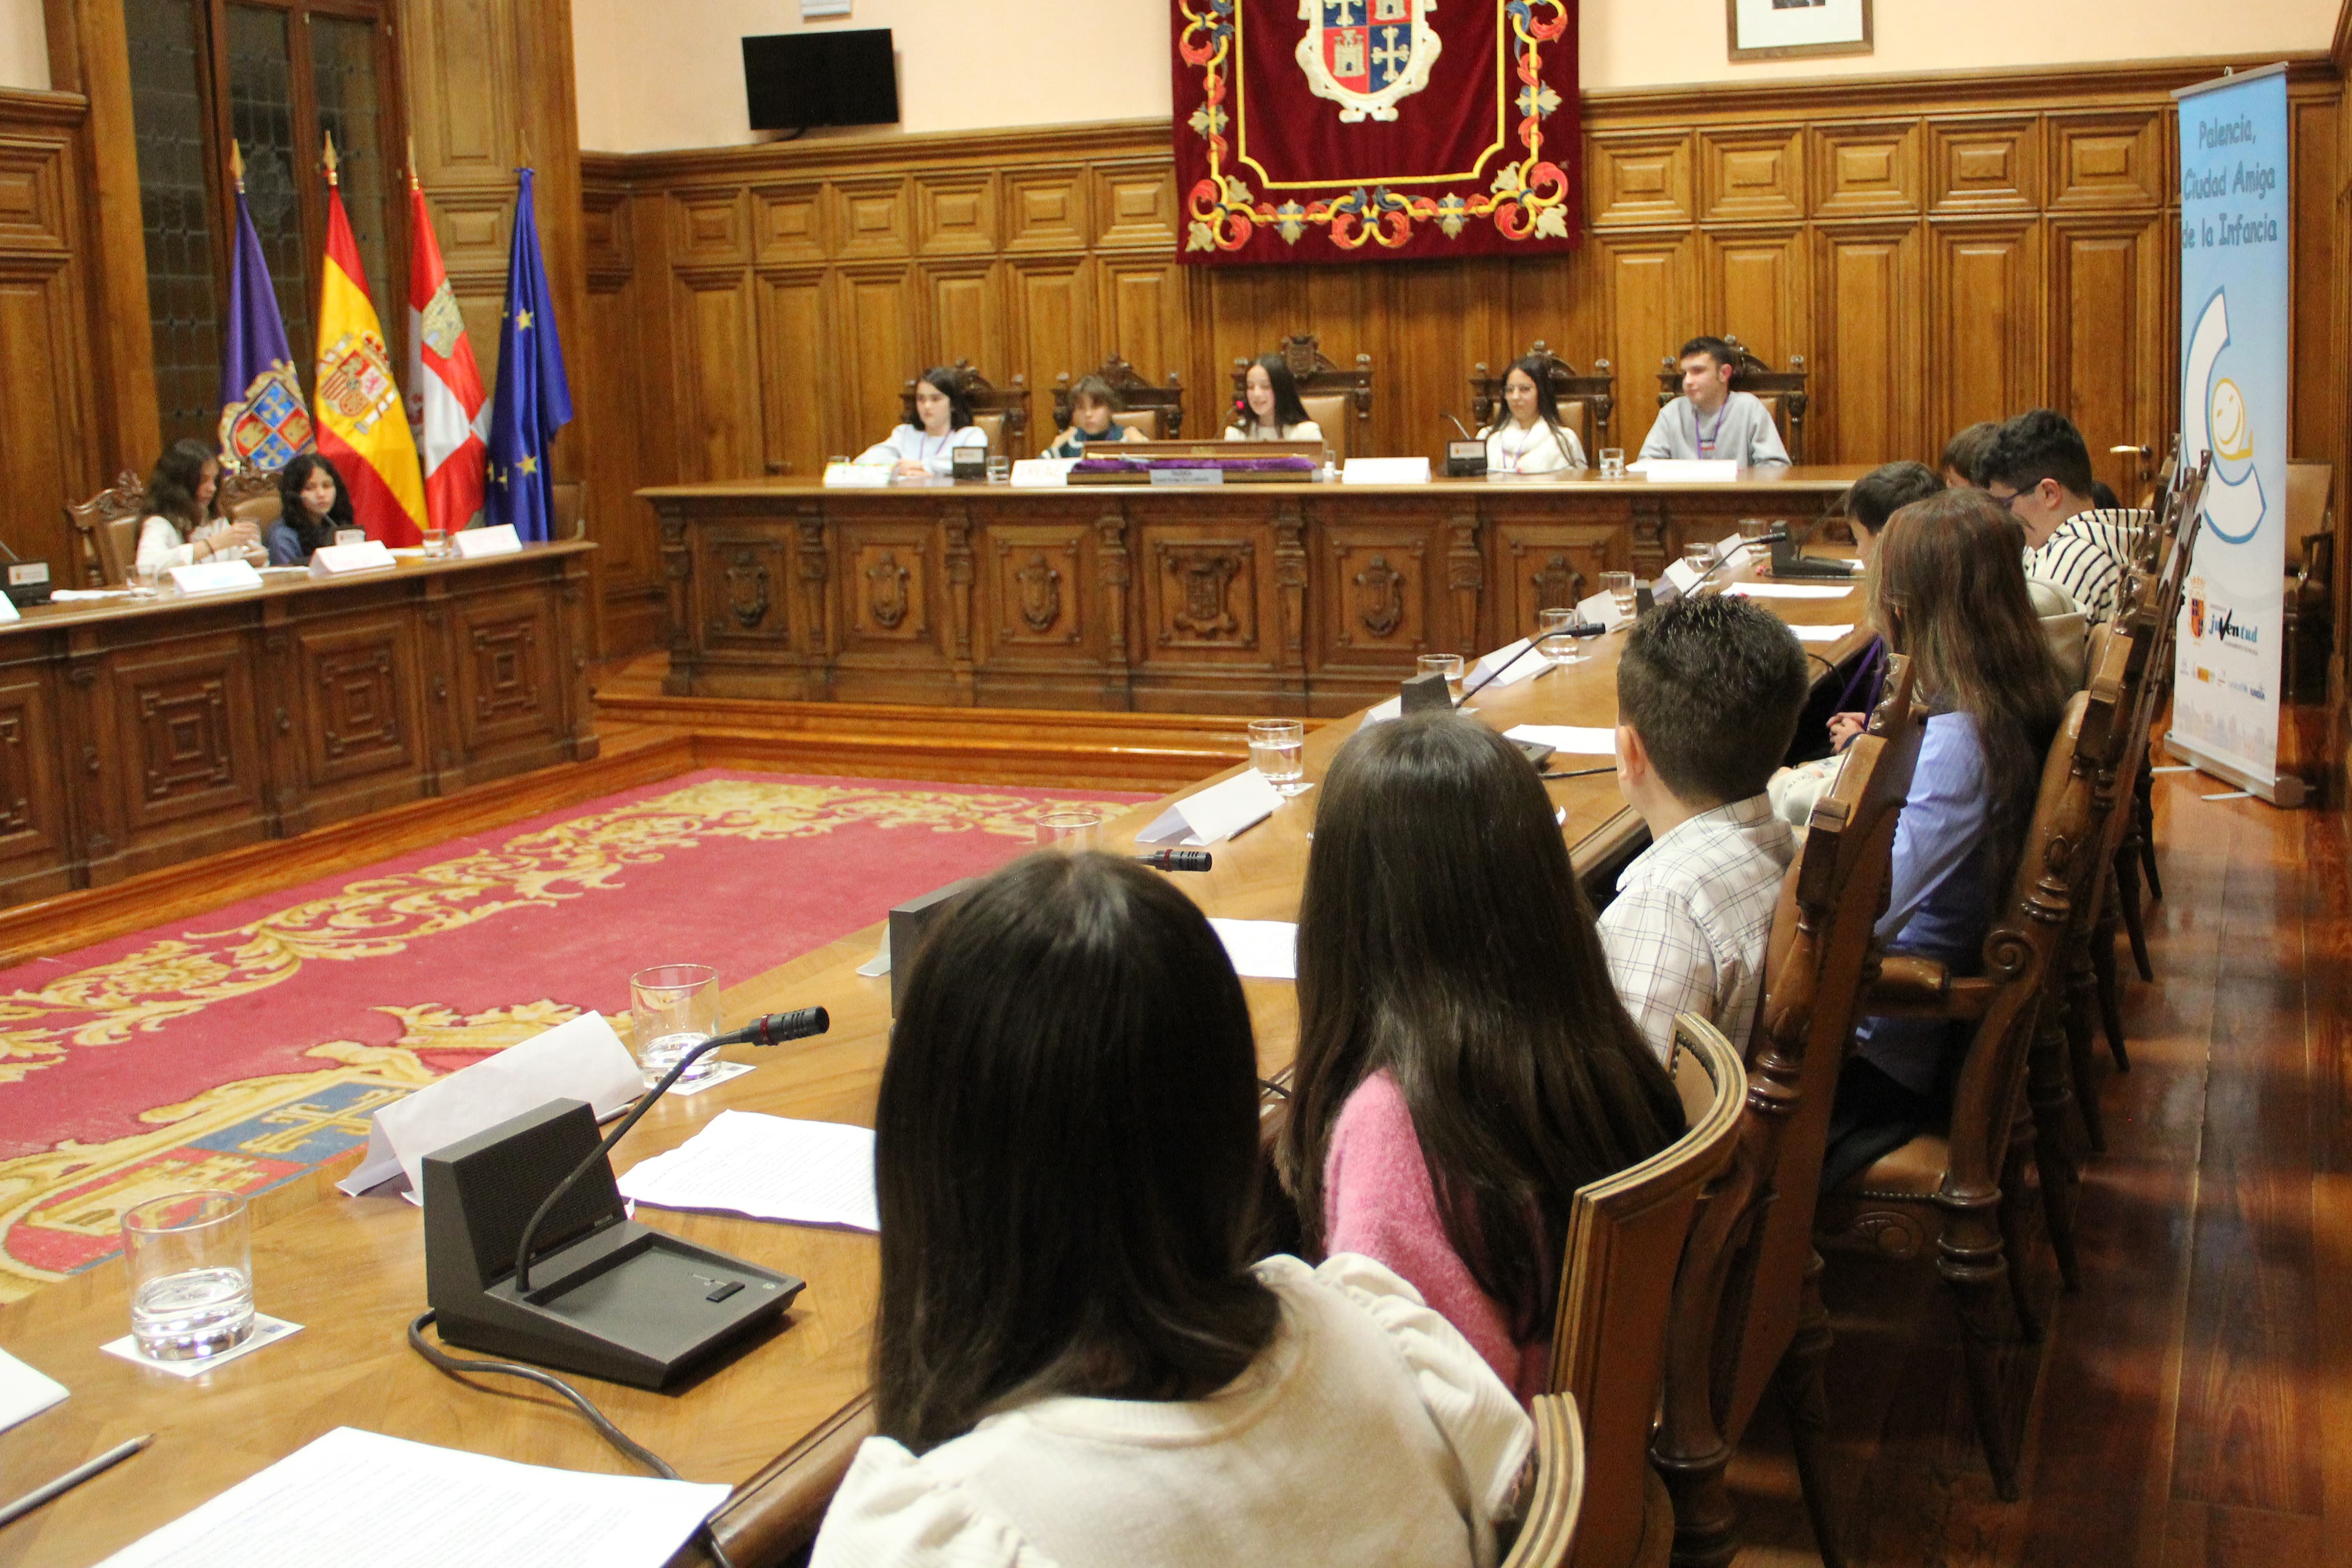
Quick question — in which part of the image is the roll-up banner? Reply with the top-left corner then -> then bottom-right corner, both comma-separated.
2169,63 -> 2301,807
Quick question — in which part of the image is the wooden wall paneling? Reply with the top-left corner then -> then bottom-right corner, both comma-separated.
1097,258 -> 1188,395
2048,211 -> 2172,501
920,258 -> 1008,382
671,265 -> 765,482
755,266 -> 834,481
102,628 -> 268,876
1201,264 -> 1312,428
1379,261 -> 1494,461
1926,113 -> 2043,214
1810,120 -> 1925,220
754,181 -> 828,265
1313,512 -> 1441,675
1587,129 -> 1697,228
831,175 -> 914,259
0,661 -> 74,904
1927,216 -> 2043,444
1701,226 -> 1807,372
1090,159 -> 1179,250
1004,165 -> 1090,252
914,171 -> 999,257
579,174 -> 657,654
839,263 -> 918,450
2290,89 -> 2342,462
1008,256 -> 1095,443
0,95 -> 101,573
2046,108 -> 2168,211
1698,125 -> 1805,225
1812,219 -> 1925,464
1595,231 -> 1698,424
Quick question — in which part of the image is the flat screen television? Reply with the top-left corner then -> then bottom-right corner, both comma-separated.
742,29 -> 899,132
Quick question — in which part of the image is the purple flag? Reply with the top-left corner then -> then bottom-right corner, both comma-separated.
217,185 -> 314,469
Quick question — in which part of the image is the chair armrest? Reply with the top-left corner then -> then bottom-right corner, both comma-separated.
704,1394 -> 875,1567
1868,956 -> 1951,1007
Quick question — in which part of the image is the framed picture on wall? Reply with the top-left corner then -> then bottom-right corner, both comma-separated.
1726,0 -> 1872,61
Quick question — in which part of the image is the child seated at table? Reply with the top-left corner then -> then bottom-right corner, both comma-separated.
812,851 -> 1534,1568
1043,374 -> 1148,458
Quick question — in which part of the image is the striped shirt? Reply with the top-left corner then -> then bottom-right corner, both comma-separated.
2024,509 -> 2149,626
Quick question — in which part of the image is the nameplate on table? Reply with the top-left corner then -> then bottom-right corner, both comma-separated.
1009,458 -> 1075,487
453,524 -> 522,559
1207,918 -> 1297,981
1659,556 -> 1706,600
1644,459 -> 1740,483
1468,636 -> 1544,689
167,559 -> 265,596
0,593 -> 17,623
1136,768 -> 1282,846
1149,466 -> 1224,486
1341,457 -> 1432,485
309,540 -> 398,577
1715,529 -> 1748,562
1576,588 -> 1627,631
823,461 -> 894,488
0,1346 -> 64,1433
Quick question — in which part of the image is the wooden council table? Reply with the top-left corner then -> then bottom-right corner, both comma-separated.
0,556 -> 1868,1567
644,468 -> 1867,716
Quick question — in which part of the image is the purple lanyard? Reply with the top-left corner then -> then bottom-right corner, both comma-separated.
1696,402 -> 1726,456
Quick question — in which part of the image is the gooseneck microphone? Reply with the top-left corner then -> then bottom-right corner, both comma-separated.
1690,529 -> 1789,588
512,1006 -> 831,1293
1444,412 -> 1478,442
1455,623 -> 1603,706
1133,849 -> 1213,872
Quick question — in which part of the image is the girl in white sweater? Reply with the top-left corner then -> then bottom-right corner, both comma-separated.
812,852 -> 1531,1568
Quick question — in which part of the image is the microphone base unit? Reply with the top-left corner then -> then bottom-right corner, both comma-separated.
1443,440 -> 1488,477
423,1099 -> 804,1392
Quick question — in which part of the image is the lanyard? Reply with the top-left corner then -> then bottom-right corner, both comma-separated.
1696,401 -> 1726,456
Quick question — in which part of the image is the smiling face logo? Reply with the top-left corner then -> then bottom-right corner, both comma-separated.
2209,377 -> 2252,461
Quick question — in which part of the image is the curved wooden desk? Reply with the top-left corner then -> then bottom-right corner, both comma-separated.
0,559 -> 1866,1566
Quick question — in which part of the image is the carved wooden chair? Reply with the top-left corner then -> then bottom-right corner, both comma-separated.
1650,659 -> 1927,1568
1229,334 -> 1373,464
1552,1014 -> 1746,1568
1469,342 -> 1617,459
65,470 -> 148,586
1051,353 -> 1186,441
1813,688 -> 2101,1501
216,466 -> 284,530
1503,1394 -> 1590,1568
901,362 -> 1031,458
1654,336 -> 1808,463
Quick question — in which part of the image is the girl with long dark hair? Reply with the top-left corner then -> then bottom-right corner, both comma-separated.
814,852 -> 1533,1568
1480,356 -> 1586,474
135,439 -> 258,578
269,453 -> 355,564
1283,712 -> 1686,1402
857,366 -> 989,478
1226,354 -> 1323,443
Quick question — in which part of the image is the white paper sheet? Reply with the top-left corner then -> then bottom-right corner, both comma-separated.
337,1012 -> 643,1198
1505,724 -> 1618,756
1340,457 -> 1431,485
100,1315 -> 303,1379
1792,623 -> 1855,643
1643,459 -> 1739,482
0,1346 -> 65,1432
1208,918 -> 1298,981
617,1109 -> 877,1232
1726,582 -> 1854,600
1135,769 -> 1282,846
95,1426 -> 728,1568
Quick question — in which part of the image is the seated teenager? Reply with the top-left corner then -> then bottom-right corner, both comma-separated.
134,439 -> 259,578
1938,421 -> 2001,489
1226,355 -> 1326,444
1602,596 -> 1809,1061
857,367 -> 989,477
813,852 -> 1533,1568
1283,713 -> 1685,1405
1978,408 -> 2145,625
1638,336 -> 1789,468
1481,356 -> 1586,474
1821,489 -> 2068,1190
268,453 -> 353,564
1043,374 -> 1148,458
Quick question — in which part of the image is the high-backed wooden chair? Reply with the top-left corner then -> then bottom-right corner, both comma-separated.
1651,660 -> 1927,1568
1503,1394 -> 1590,1568
66,470 -> 147,586
1229,334 -> 1373,463
1814,688 -> 2101,1501
1654,337 -> 1808,463
217,466 -> 284,529
2283,458 -> 2334,702
1469,342 -> 1617,458
1553,1014 -> 1746,1568
900,362 -> 1030,458
1051,354 -> 1186,441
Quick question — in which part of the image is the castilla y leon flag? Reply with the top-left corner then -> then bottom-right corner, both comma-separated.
314,136 -> 427,546
1171,0 -> 1581,265
406,163 -> 488,535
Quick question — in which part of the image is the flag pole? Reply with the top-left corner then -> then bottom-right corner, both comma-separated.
407,134 -> 420,193
322,129 -> 339,187
230,138 -> 245,192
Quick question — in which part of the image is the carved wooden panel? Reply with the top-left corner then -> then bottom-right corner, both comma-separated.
754,183 -> 827,263
1699,126 -> 1804,223
1587,130 -> 1695,227
1320,529 -> 1431,657
452,591 -> 558,751
2289,95 -> 2340,462
1928,218 -> 2041,442
1099,261 -> 1186,402
0,672 -> 65,869
985,525 -> 1088,648
0,139 -> 67,250
1813,221 -> 1923,470
1812,122 -> 1923,218
1092,161 -> 1177,248
841,528 -> 934,644
756,268 -> 831,479
696,531 -> 792,646
673,189 -> 751,265
673,267 -> 764,481
833,176 -> 913,257
2048,110 -> 2166,211
1703,228 -> 1806,372
1011,257 -> 1095,427
1927,115 -> 2040,214
2049,212 -> 2170,499
581,186 -> 634,281
1141,531 -> 1261,659
0,262 -> 88,575
1006,166 -> 1089,251
840,265 -> 916,446
1596,233 -> 1696,416
916,173 -> 998,255
109,639 -> 258,831
294,617 -> 417,786
1496,526 -> 1619,641
924,260 -> 1006,372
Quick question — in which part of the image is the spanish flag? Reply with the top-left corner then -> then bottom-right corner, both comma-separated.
313,134 -> 426,546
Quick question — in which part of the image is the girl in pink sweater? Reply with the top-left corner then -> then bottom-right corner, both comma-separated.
1283,712 -> 1686,1403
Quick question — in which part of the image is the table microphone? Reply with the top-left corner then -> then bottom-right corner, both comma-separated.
1132,849 -> 1212,872
1691,529 -> 1788,588
1444,412 -> 1478,441
1456,623 -> 1603,705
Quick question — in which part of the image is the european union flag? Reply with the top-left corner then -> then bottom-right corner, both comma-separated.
484,168 -> 573,542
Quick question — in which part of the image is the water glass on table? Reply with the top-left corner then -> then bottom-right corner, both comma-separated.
1035,810 -> 1101,851
1601,571 -> 1637,624
1683,541 -> 1715,578
123,1190 -> 254,1361
987,456 -> 1011,483
1538,606 -> 1582,667
1598,448 -> 1626,479
1738,517 -> 1771,564
1247,719 -> 1308,796
630,963 -> 723,1089
1416,652 -> 1465,704
422,526 -> 449,558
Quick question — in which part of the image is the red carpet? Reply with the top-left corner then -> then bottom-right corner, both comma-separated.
0,769 -> 1150,1296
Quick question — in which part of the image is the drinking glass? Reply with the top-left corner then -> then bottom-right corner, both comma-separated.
1247,719 -> 1308,796
422,526 -> 449,558
1539,605 -> 1582,667
1035,810 -> 1101,851
1738,517 -> 1771,563
1417,652 -> 1465,703
123,1191 -> 254,1361
1601,570 -> 1637,623
828,455 -> 851,470
630,963 -> 723,1088
1599,447 -> 1626,479
1683,541 -> 1714,576
987,456 -> 1011,484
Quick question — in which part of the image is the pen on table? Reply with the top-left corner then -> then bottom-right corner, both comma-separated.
1540,765 -> 1618,781
0,1433 -> 152,1529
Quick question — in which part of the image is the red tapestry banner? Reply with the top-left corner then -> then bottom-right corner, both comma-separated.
1172,0 -> 1580,265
